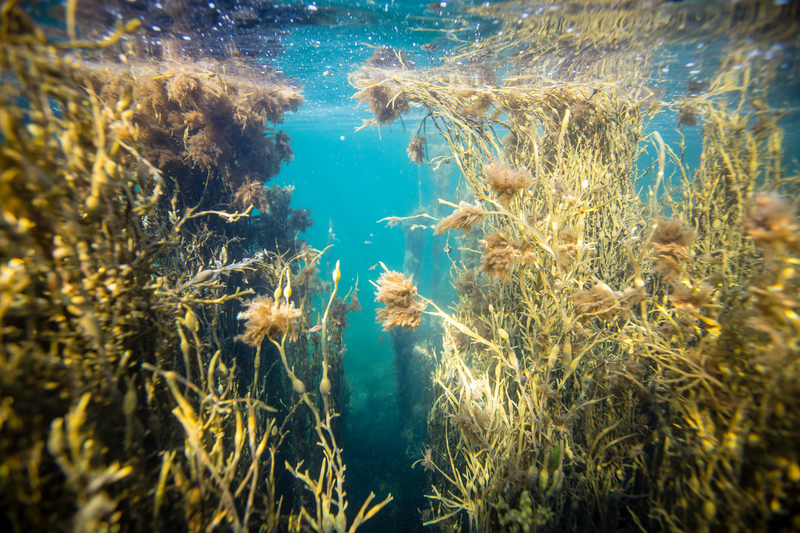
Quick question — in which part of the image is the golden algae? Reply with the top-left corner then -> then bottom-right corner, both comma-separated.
373,266 -> 427,331
354,47 -> 415,127
356,0 -> 800,531
434,201 -> 485,235
237,295 -> 303,346
0,2 -> 389,532
407,135 -> 427,164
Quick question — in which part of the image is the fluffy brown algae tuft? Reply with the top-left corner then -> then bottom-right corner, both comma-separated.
233,180 -> 269,211
484,160 -> 534,206
434,201 -> 485,235
236,295 -> 302,345
353,47 -> 415,126
571,280 -> 646,321
745,193 -> 800,259
648,217 -> 695,281
374,269 -> 426,330
407,135 -> 426,164
357,85 -> 410,125
479,233 -> 536,279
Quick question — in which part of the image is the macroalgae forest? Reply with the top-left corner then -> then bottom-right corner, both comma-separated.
1,1 -> 799,532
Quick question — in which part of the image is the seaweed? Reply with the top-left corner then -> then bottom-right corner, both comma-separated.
433,201 -> 485,235
485,160 -> 534,207
353,1 -> 800,531
0,4 -> 387,532
237,295 -> 303,345
352,47 -> 415,127
407,135 -> 426,164
373,266 -> 427,331
647,217 -> 696,281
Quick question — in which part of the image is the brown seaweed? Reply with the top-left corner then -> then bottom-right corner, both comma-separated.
374,268 -> 427,331
485,160 -> 534,206
434,201 -> 485,235
236,295 -> 303,345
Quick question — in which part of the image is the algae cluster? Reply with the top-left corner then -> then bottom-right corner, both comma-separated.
359,0 -> 800,531
0,2 -> 388,532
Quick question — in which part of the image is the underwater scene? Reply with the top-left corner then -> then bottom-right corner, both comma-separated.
2,0 -> 800,532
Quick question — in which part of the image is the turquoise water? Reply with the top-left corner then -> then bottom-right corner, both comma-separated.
277,107 -> 456,532
271,18 -> 468,524
280,115 -> 431,529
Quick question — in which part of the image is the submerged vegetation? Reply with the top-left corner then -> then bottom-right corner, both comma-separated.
0,2 -> 388,532
374,266 -> 427,331
3,0 -> 800,531
354,0 -> 800,531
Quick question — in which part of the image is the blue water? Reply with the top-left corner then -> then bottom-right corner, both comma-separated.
272,4 -> 458,424
276,107 -> 439,531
